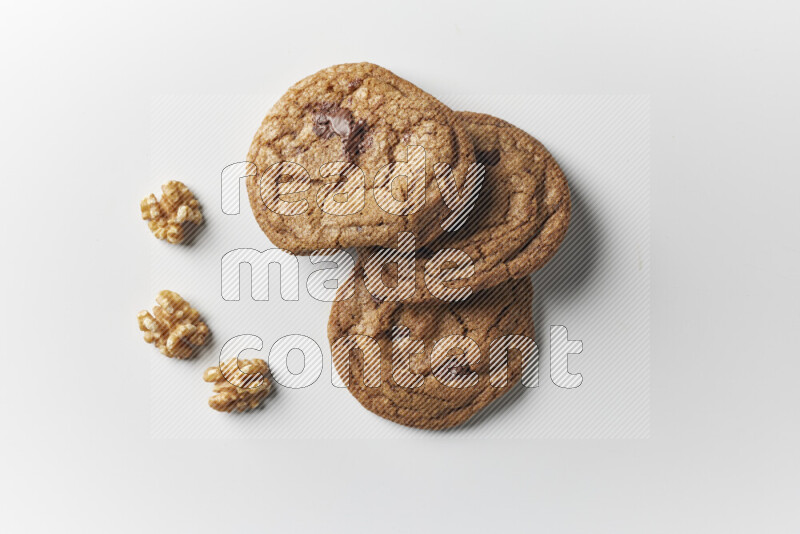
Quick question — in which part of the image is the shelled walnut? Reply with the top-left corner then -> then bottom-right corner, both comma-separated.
203,359 -> 272,412
137,290 -> 209,359
140,180 -> 203,244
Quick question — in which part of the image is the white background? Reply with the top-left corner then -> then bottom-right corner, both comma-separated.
2,0 -> 799,532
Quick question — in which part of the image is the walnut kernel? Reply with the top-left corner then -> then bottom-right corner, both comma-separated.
140,181 -> 203,244
137,290 -> 209,359
203,359 -> 271,412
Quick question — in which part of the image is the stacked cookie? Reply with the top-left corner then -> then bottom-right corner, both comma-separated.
247,63 -> 570,429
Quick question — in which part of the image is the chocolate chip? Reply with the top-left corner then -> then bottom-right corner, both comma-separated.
312,103 -> 369,161
436,358 -> 472,380
449,362 -> 472,377
476,149 -> 501,167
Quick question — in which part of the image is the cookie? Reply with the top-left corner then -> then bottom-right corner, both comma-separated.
328,272 -> 534,430
355,111 -> 570,302
246,63 -> 475,254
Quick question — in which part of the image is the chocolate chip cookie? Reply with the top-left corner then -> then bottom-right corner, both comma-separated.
328,271 -> 534,430
355,111 -> 570,302
246,63 -> 474,254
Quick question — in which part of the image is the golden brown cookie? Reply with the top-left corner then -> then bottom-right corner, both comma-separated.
246,63 -> 474,254
355,111 -> 570,302
328,272 -> 534,430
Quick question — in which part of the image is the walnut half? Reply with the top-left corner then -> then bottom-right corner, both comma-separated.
137,290 -> 210,359
140,180 -> 203,244
203,359 -> 272,412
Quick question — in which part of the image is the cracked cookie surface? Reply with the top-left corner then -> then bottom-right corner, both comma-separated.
356,111 -> 571,302
328,271 -> 534,430
246,62 -> 474,254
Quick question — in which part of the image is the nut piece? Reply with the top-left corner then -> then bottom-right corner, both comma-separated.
203,359 -> 271,412
137,290 -> 210,359
140,180 -> 203,244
